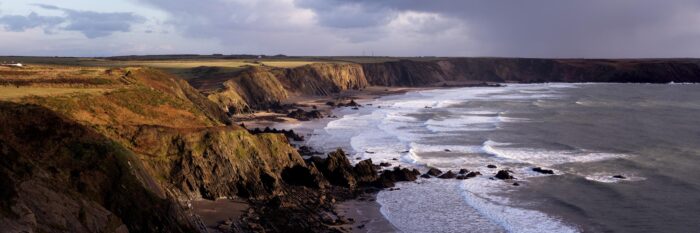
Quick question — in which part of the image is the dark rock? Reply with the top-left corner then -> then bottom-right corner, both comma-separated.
612,175 -> 626,179
365,150 -> 376,154
354,159 -> 379,183
438,170 -> 457,179
287,108 -> 323,121
444,149 -> 451,152
487,164 -> 497,169
373,167 -> 420,188
532,167 -> 554,175
458,169 -> 469,174
495,170 -> 514,180
465,171 -> 481,178
456,175 -> 468,180
425,167 -> 443,176
513,182 -> 520,186
311,149 -> 357,188
420,174 -> 431,179
379,162 -> 391,167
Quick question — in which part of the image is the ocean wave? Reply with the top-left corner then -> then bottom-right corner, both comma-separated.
481,140 -> 629,167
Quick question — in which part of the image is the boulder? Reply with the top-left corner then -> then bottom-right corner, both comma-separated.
438,170 -> 457,179
532,167 -> 554,174
373,167 -> 420,188
311,149 -> 357,188
487,164 -> 497,169
466,171 -> 481,178
495,170 -> 514,180
425,168 -> 443,176
612,175 -> 626,179
458,169 -> 469,174
353,159 -> 379,183
379,162 -> 392,167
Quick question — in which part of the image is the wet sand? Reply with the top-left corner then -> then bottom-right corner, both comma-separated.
191,199 -> 249,232
335,194 -> 399,233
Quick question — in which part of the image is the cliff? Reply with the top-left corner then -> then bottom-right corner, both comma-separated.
362,58 -> 700,85
201,58 -> 700,113
0,67 -> 332,232
0,102 -> 196,233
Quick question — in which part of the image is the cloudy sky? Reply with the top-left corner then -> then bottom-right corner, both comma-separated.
1,0 -> 700,57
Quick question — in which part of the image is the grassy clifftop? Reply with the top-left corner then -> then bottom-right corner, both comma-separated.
0,65 -> 312,232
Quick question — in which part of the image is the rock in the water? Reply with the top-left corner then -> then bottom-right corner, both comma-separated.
513,182 -> 520,186
458,169 -> 469,174
487,164 -> 497,169
495,170 -> 514,180
379,162 -> 392,167
466,171 -> 481,178
373,167 -> 420,188
354,159 -> 379,183
438,170 -> 457,179
420,174 -> 432,179
612,175 -> 626,179
532,167 -> 555,174
425,167 -> 443,176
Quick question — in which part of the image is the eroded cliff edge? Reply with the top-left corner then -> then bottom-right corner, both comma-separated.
205,58 -> 700,113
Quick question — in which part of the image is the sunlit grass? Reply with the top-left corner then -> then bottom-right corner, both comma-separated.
0,86 -> 109,100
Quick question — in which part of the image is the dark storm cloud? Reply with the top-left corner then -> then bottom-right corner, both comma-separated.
293,0 -> 700,57
124,0 -> 700,57
0,4 -> 145,38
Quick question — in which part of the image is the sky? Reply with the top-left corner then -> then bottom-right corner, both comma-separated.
1,0 -> 700,58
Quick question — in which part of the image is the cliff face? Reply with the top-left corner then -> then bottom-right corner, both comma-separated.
0,68 -> 318,232
207,64 -> 369,113
201,58 -> 700,112
275,63 -> 368,95
120,125 -> 306,200
0,103 -> 195,233
361,58 -> 700,85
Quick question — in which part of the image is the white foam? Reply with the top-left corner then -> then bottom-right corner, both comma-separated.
482,141 -> 629,167
584,173 -> 646,183
459,179 -> 580,233
302,84 -> 637,232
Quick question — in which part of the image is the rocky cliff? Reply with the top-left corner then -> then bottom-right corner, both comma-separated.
202,58 -> 700,113
362,58 -> 700,85
0,67 -> 340,232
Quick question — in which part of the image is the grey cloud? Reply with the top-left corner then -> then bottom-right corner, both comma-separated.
0,4 -> 145,38
117,0 -> 700,57
0,12 -> 64,32
295,0 -> 396,28
294,0 -> 700,57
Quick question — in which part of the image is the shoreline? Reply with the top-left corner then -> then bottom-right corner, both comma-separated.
239,86 -> 432,232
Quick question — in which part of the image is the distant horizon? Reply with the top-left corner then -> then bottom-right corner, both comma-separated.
2,54 -> 700,60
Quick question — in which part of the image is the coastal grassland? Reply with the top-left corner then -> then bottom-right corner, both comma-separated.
0,86 -> 109,100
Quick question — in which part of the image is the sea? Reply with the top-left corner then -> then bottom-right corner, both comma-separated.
281,83 -> 700,233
